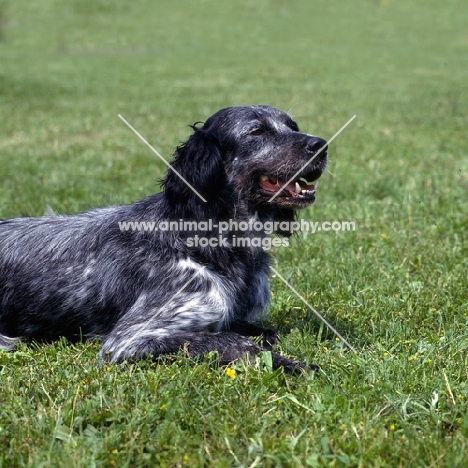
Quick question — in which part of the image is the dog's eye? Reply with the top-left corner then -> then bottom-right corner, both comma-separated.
289,121 -> 299,132
249,128 -> 264,136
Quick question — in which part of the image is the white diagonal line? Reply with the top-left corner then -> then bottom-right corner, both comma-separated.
118,114 -> 207,203
112,267 -> 206,359
268,114 -> 356,202
269,266 -> 357,353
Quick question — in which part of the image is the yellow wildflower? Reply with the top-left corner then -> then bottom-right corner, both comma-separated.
225,367 -> 236,379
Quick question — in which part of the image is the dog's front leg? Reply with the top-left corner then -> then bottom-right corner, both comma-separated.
101,330 -> 317,373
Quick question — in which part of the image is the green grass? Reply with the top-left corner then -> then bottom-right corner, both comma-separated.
1,0 -> 467,466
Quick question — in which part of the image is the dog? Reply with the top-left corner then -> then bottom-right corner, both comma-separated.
0,105 -> 327,373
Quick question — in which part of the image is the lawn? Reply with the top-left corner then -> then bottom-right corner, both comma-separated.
0,0 -> 467,466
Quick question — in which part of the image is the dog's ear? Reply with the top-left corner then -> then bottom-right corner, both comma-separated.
162,126 -> 232,219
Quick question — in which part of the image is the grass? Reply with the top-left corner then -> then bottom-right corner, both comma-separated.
0,0 -> 467,466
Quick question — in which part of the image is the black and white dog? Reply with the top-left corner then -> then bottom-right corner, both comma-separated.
0,106 -> 327,372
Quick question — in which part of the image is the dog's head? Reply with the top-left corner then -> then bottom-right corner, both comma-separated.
162,105 -> 328,219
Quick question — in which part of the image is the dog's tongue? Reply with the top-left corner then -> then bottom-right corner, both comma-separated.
258,176 -> 315,196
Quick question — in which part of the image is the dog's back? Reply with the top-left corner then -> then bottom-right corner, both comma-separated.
0,208 -> 130,341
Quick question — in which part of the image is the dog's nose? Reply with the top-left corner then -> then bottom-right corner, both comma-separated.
306,137 -> 328,153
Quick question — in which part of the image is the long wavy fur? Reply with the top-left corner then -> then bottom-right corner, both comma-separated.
0,106 -> 327,373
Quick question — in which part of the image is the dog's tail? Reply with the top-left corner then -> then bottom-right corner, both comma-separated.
0,334 -> 19,351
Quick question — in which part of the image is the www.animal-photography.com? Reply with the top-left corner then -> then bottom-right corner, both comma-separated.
0,1 -> 466,466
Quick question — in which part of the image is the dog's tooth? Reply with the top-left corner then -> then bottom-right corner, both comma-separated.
260,175 -> 269,181
295,182 -> 301,194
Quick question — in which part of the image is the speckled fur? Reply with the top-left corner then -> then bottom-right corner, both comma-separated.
0,106 -> 327,372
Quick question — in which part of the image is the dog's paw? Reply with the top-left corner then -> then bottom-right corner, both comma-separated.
284,360 -> 320,375
261,329 -> 279,348
272,354 -> 320,375
307,362 -> 320,373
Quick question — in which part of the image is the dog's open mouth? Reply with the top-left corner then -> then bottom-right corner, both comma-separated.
257,173 -> 319,200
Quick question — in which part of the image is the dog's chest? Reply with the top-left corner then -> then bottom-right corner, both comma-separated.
231,249 -> 271,321
240,271 -> 270,321
174,251 -> 271,326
